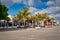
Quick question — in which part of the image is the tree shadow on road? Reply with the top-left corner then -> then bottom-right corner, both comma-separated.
0,27 -> 27,32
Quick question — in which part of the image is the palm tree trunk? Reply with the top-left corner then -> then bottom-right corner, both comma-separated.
31,20 -> 33,28
51,20 -> 53,27
12,21 -> 14,28
24,22 -> 25,27
7,21 -> 8,30
1,22 -> 2,27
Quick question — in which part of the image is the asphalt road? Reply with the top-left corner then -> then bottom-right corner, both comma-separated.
0,26 -> 60,40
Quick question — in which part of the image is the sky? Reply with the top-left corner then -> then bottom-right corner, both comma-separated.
0,0 -> 60,22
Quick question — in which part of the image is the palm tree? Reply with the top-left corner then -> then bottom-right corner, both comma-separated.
49,16 -> 55,26
17,8 -> 31,27
35,13 -> 49,27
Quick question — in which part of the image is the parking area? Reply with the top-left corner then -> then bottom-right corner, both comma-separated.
0,26 -> 60,40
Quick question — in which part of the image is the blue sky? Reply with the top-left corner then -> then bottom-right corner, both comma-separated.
0,0 -> 60,22
8,3 -> 26,15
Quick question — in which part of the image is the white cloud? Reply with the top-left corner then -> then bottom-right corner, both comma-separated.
1,0 -> 42,7
47,0 -> 60,7
28,0 -> 34,6
49,13 -> 60,18
22,0 -> 34,6
29,7 -> 39,15
46,0 -> 60,18
22,0 -> 28,5
46,1 -> 55,6
22,0 -> 41,6
54,13 -> 60,17
34,6 -> 60,18
56,0 -> 60,6
1,0 -> 13,7
0,0 -> 34,6
38,7 -> 60,14
1,0 -> 60,7
12,0 -> 22,3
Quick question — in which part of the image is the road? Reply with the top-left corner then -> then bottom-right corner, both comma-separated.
0,26 -> 60,40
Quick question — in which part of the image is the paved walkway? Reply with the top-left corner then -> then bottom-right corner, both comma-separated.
0,26 -> 60,40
